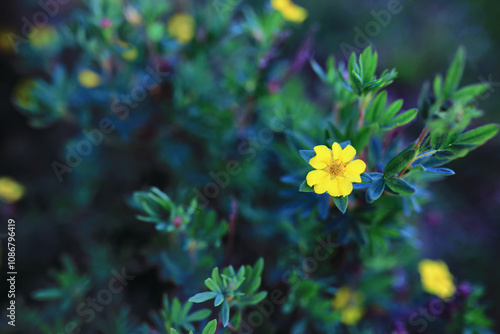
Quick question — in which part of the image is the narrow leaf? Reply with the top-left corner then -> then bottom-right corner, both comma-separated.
385,177 -> 416,195
332,196 -> 348,214
383,149 -> 416,177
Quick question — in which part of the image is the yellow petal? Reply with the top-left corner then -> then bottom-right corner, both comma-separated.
306,170 -> 329,187
345,159 -> 366,175
337,177 -> 353,196
313,178 -> 332,194
309,145 -> 331,169
271,0 -> 289,10
344,171 -> 361,183
341,145 -> 356,163
331,142 -> 342,160
327,178 -> 341,197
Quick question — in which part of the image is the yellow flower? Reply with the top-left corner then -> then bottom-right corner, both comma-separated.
0,177 -> 25,203
12,79 -> 36,110
117,40 -> 138,61
271,0 -> 308,24
78,69 -> 101,88
306,143 -> 366,197
341,306 -> 364,326
418,259 -> 456,300
167,13 -> 195,45
28,26 -> 58,49
332,286 -> 365,326
124,5 -> 143,26
0,27 -> 16,54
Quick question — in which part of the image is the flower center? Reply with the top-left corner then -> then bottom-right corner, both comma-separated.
328,160 -> 344,177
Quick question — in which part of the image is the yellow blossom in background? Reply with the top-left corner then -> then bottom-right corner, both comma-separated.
0,177 -> 25,203
167,13 -> 195,45
12,79 -> 36,110
306,143 -> 366,197
117,40 -> 138,61
124,5 -> 143,26
332,286 -> 365,326
78,69 -> 101,88
0,27 -> 15,54
271,0 -> 308,24
28,26 -> 58,49
418,259 -> 456,300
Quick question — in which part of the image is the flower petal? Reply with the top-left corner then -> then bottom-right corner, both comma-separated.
345,159 -> 366,175
306,170 -> 329,186
337,176 -> 353,196
344,171 -> 362,183
327,178 -> 341,197
341,145 -> 356,163
313,178 -> 332,194
331,142 -> 342,160
309,145 -> 331,169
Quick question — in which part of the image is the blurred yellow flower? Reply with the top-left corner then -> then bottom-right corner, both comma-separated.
124,5 -> 143,26
332,286 -> 365,326
0,27 -> 15,54
418,259 -> 456,300
306,143 -> 366,197
28,26 -> 58,49
78,69 -> 101,88
12,79 -> 36,110
117,40 -> 138,61
167,13 -> 195,45
271,0 -> 308,23
0,177 -> 25,203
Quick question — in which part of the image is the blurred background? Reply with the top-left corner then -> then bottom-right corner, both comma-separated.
0,0 -> 499,332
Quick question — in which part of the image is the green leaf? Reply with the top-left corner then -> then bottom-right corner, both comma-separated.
352,126 -> 372,152
310,59 -> 327,82
299,150 -> 315,163
189,292 -> 218,303
202,319 -> 218,334
214,294 -> 224,307
366,178 -> 385,203
204,278 -> 220,292
385,177 -> 415,195
430,129 -> 447,150
456,124 -> 499,146
379,99 -> 403,123
170,329 -> 180,334
451,83 -> 489,103
381,109 -> 418,130
383,149 -> 416,177
366,91 -> 387,123
186,309 -> 211,322
31,288 -> 63,300
433,74 -> 443,100
436,150 -> 455,159
360,173 -> 372,183
443,47 -> 466,98
419,166 -> 455,175
332,195 -> 348,214
221,299 -> 230,327
241,291 -> 267,305
299,180 -> 314,192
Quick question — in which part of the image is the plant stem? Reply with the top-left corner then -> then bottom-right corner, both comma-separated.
397,127 -> 429,177
413,127 -> 429,150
